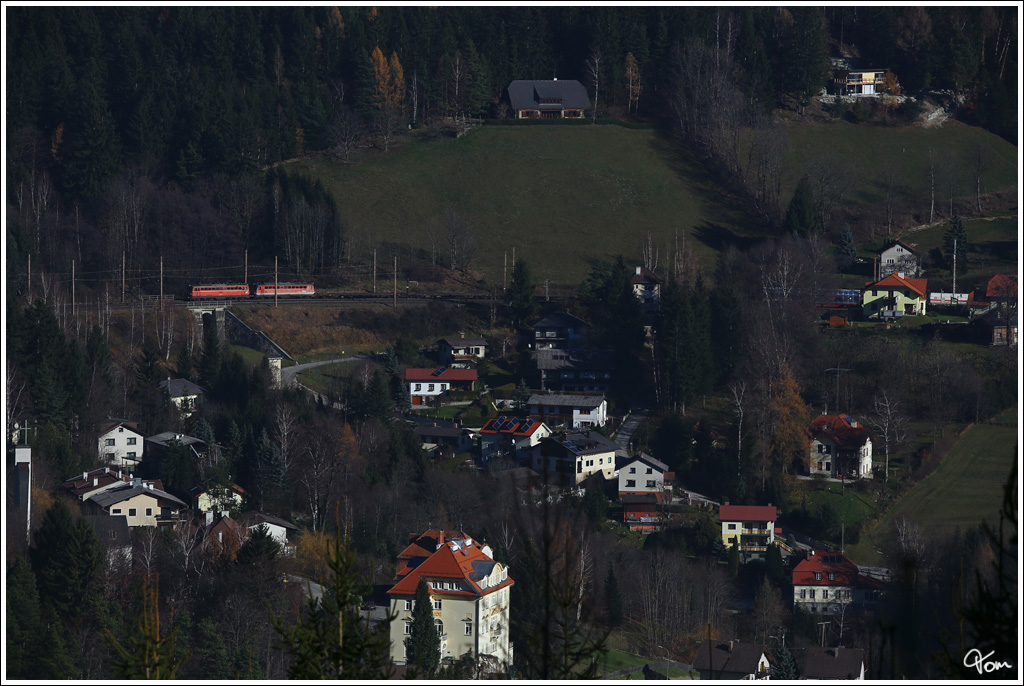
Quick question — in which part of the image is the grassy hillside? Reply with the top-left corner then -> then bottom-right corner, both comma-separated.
777,119 -> 1018,210
847,408 -> 1018,566
288,121 -> 1016,288
289,126 -> 765,286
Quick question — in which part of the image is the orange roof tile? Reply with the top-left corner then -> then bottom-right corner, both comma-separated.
865,273 -> 928,298
388,534 -> 513,598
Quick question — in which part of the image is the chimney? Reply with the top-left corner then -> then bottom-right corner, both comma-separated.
93,478 -> 98,487
810,550 -> 815,556
636,266 -> 642,275
82,471 -> 88,480
206,511 -> 214,526
897,271 -> 905,279
133,477 -> 141,487
221,510 -> 230,519
728,640 -> 735,652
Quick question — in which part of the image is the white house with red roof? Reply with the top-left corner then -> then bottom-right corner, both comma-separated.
96,419 -> 144,468
719,504 -> 777,560
405,367 -> 477,407
792,550 -> 886,614
388,530 -> 513,671
478,416 -> 551,465
861,272 -> 928,318
808,413 -> 873,479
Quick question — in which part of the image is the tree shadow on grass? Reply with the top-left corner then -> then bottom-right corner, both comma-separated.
645,132 -> 767,235
693,221 -> 762,253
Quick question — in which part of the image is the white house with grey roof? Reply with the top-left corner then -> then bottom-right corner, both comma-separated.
532,431 -> 620,486
528,393 -> 607,428
507,79 -> 590,119
96,419 -> 144,468
159,377 -> 206,416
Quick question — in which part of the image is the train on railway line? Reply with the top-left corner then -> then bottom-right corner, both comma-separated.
189,283 -> 316,299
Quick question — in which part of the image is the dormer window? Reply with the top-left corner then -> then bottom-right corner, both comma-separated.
814,572 -> 822,581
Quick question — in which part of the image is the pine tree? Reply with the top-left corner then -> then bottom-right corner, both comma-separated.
190,617 -> 232,680
105,576 -> 191,679
6,558 -> 44,678
515,378 -> 531,407
604,565 -> 623,628
237,523 -> 282,564
782,176 -> 822,235
507,259 -> 538,331
943,209 -> 969,273
405,577 -> 441,676
835,223 -> 858,271
273,528 -> 396,679
728,541 -> 740,576
29,499 -> 103,622
772,644 -> 799,679
765,544 -> 785,582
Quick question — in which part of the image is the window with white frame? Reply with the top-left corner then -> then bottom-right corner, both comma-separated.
404,621 -> 412,635
465,623 -> 473,636
128,508 -> 137,517
433,598 -> 442,610
405,599 -> 412,611
646,480 -> 656,488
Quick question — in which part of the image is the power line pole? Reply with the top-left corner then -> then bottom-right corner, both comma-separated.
393,255 -> 397,308
244,249 -> 248,284
27,254 -> 31,300
71,260 -> 75,319
275,255 -> 279,308
121,251 -> 125,303
373,248 -> 377,294
825,367 -> 852,414
160,256 -> 164,309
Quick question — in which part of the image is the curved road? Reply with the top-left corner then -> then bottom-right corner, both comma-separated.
280,355 -> 376,388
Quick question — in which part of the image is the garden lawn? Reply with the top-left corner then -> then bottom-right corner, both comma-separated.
847,407 -> 1018,566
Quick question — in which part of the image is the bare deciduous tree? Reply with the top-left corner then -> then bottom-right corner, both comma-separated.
869,389 -> 909,483
585,49 -> 601,123
641,231 -> 659,272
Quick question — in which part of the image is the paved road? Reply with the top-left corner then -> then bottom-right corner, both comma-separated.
280,355 -> 375,388
614,408 -> 648,451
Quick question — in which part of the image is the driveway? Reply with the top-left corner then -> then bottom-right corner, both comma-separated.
614,407 -> 648,451
280,355 -> 374,388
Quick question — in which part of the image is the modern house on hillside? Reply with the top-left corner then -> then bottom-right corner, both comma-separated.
159,378 -> 206,417
532,431 -> 619,486
535,348 -> 614,393
478,416 -> 551,466
862,272 -> 928,319
405,367 -> 477,407
507,79 -> 590,119
719,504 -> 778,561
437,335 -> 488,366
527,393 -> 607,428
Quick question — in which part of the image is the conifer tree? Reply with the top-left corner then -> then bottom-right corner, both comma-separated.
943,209 -> 969,273
105,576 -> 191,679
508,259 -> 538,331
782,176 -> 822,236
273,528 -> 396,679
835,223 -> 858,270
604,565 -> 623,628
29,499 -> 103,622
6,558 -> 44,678
405,577 -> 441,676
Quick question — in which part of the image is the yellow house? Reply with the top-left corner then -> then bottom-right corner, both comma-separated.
862,272 -> 928,319
88,480 -> 188,527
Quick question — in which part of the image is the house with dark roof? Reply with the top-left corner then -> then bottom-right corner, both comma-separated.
388,531 -> 513,671
618,453 -> 672,503
692,640 -> 771,680
190,481 -> 247,513
808,413 -> 873,479
632,266 -> 662,308
719,504 -> 778,561
240,511 -> 299,552
414,421 -> 474,458
437,335 -> 488,366
159,378 -> 206,416
507,79 -> 590,119
861,272 -> 928,318
792,550 -> 886,615
405,367 -> 477,407
532,430 -> 620,486
797,646 -> 866,679
877,239 -> 920,279
96,419 -> 144,468
535,348 -> 614,393
85,479 -> 189,528
527,393 -> 607,428
62,467 -> 159,502
478,416 -> 551,466
532,312 -> 589,351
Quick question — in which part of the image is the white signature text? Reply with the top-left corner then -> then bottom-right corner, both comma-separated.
963,649 -> 1012,675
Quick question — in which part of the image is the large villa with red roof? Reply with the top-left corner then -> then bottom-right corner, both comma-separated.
719,504 -> 778,561
405,367 -> 477,407
861,271 -> 928,319
388,530 -> 513,671
792,549 -> 885,614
